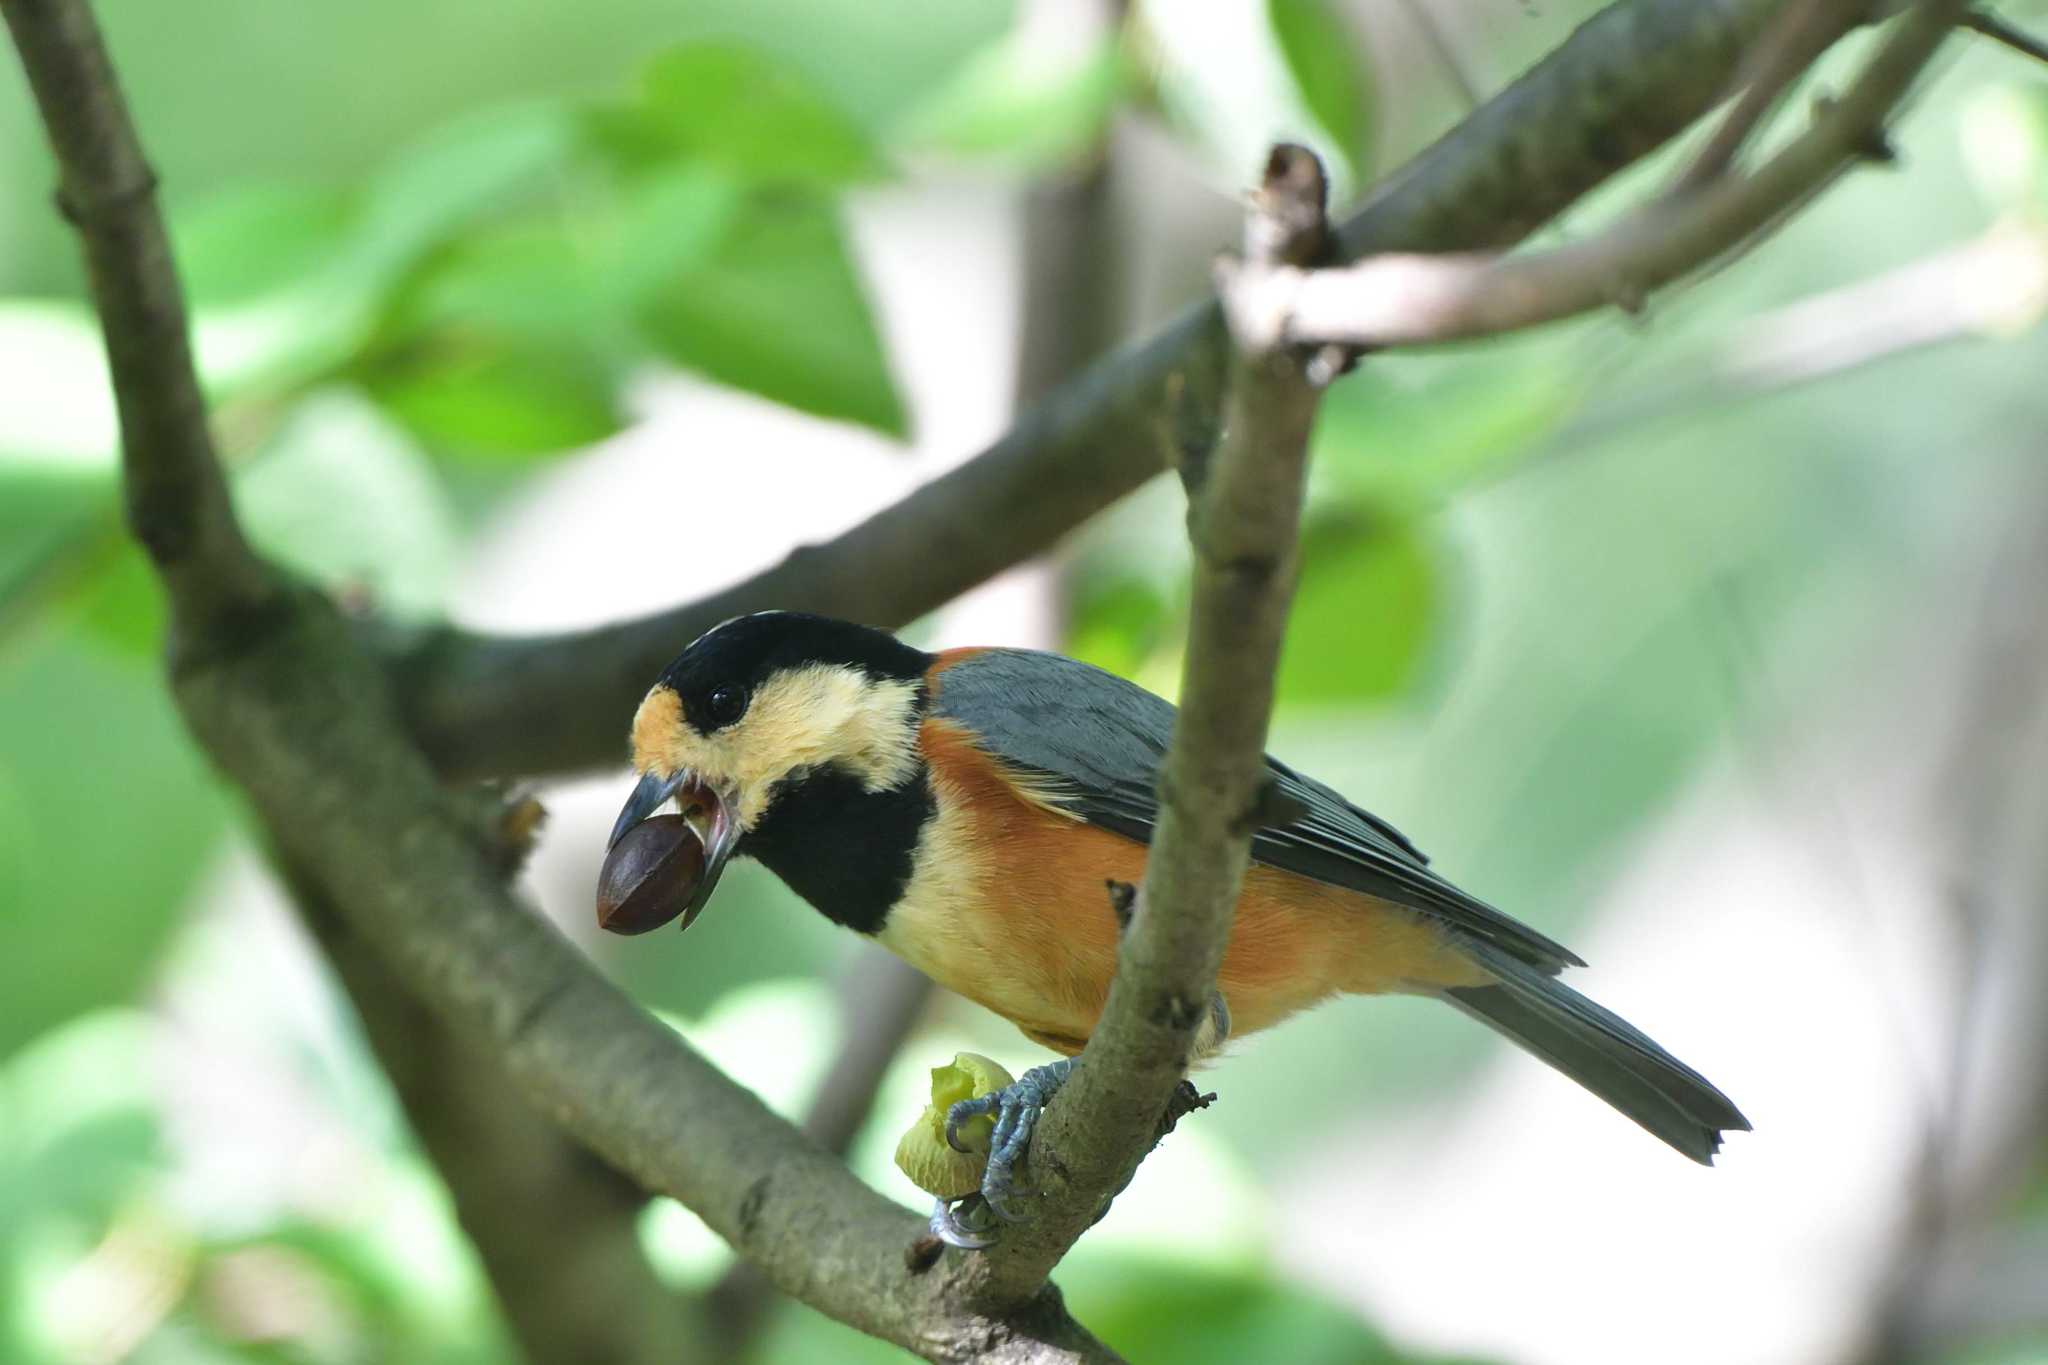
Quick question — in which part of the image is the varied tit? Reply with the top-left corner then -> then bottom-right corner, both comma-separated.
607,611 -> 1749,1232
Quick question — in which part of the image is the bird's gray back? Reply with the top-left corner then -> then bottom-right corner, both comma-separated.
931,646 -> 1581,973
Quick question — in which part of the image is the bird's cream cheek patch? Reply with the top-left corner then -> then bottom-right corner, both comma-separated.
630,686 -> 685,771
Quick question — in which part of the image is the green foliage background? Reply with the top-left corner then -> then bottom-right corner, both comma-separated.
3,0 -> 2047,1361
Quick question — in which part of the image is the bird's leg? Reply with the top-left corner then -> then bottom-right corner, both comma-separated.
944,1056 -> 1075,1225
933,881 -> 1228,1244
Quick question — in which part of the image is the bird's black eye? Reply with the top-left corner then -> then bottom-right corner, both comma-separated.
705,684 -> 747,727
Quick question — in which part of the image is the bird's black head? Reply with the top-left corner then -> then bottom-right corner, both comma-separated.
651,611 -> 931,733
607,613 -> 932,929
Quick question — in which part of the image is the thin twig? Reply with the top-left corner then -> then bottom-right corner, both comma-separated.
1673,0 -> 1859,195
1961,8 -> 2048,65
1244,0 -> 1964,352
1528,220 -> 2048,455
970,145 -> 1335,1303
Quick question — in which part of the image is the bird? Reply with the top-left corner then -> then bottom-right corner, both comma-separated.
605,610 -> 1750,1240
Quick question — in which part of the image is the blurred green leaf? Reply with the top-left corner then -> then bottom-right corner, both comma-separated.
179,185 -> 385,396
208,1223 -> 416,1338
1266,0 -> 1375,175
233,394 -> 463,610
1278,516 -> 1437,705
1068,1259 -> 1431,1365
1067,574 -> 1176,681
637,191 -> 907,435
0,469 -> 106,613
605,165 -> 746,311
398,225 -> 612,346
0,1013 -> 161,1228
367,339 -> 625,463
592,43 -> 886,185
63,537 -> 165,659
1313,343 -> 1592,514
175,184 -> 358,309
1941,1334 -> 2048,1365
0,638 -> 227,1061
897,26 -> 1126,168
355,102 -> 578,282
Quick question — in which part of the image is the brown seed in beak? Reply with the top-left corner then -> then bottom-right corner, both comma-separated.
596,814 -> 707,935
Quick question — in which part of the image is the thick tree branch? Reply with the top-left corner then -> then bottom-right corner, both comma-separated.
6,2 -> 1114,1359
705,947 -> 934,1354
295,864 -> 715,1365
969,145 -> 1334,1303
387,0 -> 1830,783
1234,0 -> 1964,352
0,2 -> 713,1353
0,0 -> 273,628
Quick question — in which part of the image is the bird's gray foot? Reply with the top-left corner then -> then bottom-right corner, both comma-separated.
945,1057 -> 1076,1224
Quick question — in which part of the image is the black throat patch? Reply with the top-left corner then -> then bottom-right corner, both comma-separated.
739,764 -> 932,935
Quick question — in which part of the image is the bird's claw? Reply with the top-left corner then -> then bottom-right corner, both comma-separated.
940,1058 -> 1076,1239
930,1194 -> 1000,1249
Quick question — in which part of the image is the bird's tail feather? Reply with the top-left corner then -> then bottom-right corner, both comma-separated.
1442,942 -> 1750,1164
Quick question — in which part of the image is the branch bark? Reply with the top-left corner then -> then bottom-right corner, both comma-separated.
386,0 -> 1831,784
969,145 -> 1336,1303
0,1 -> 719,1352
1233,0 -> 1964,352
3,0 -> 1108,1359
704,946 -> 934,1355
296,862 -> 714,1365
1675,0 -> 1856,193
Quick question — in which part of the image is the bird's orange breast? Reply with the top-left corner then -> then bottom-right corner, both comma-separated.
879,711 -> 1488,1058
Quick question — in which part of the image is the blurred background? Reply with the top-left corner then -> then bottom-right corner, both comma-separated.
5,0 -> 2048,1361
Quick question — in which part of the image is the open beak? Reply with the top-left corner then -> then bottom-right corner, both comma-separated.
606,769 -> 741,932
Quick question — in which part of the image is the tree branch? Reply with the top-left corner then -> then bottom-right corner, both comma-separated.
1960,7 -> 2048,66
704,947 -> 934,1354
386,0 -> 1829,783
0,0 -> 273,629
4,1 -> 1110,1357
1233,0 -> 1964,352
1674,0 -> 1857,194
0,2 -> 721,1353
294,861 -> 715,1365
969,145 -> 1335,1303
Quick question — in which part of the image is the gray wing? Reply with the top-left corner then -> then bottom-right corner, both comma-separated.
933,647 -> 1582,973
